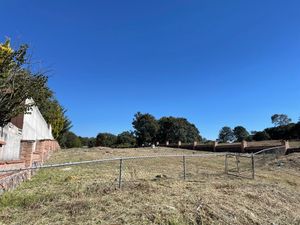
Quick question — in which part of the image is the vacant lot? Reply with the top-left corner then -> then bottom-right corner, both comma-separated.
0,147 -> 299,225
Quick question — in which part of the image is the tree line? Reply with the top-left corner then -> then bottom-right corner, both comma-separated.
62,112 -> 202,148
0,38 -> 71,145
63,113 -> 300,149
218,114 -> 300,143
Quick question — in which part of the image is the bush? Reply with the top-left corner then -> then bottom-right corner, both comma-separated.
116,131 -> 136,148
95,133 -> 117,147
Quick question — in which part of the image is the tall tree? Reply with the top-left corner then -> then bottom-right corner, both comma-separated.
233,126 -> 249,142
218,126 -> 235,143
116,131 -> 136,147
252,131 -> 270,141
157,117 -> 201,143
96,133 -> 117,147
271,114 -> 292,127
132,112 -> 159,146
60,131 -> 82,148
0,38 -> 72,143
0,39 -> 48,127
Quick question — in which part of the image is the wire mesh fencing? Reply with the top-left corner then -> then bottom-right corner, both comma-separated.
254,146 -> 286,167
0,153 -> 226,191
225,153 -> 254,179
224,146 -> 286,179
0,146 -> 287,193
121,154 -> 225,186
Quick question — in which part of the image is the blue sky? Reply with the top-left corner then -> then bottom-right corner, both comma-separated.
1,0 -> 300,139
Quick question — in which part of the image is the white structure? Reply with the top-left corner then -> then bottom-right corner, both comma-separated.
0,123 -> 22,160
21,99 -> 53,141
0,99 -> 54,161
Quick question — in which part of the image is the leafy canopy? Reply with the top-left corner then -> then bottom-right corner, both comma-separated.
218,126 -> 235,143
0,38 -> 72,144
271,114 -> 292,127
233,126 -> 249,142
132,112 -> 159,146
157,116 -> 202,143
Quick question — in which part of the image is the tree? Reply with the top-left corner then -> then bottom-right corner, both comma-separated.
264,124 -> 294,140
96,133 -> 117,147
60,131 -> 82,148
271,114 -> 292,127
132,112 -> 159,146
41,100 -> 72,141
218,126 -> 235,143
78,136 -> 91,147
233,126 -> 249,142
252,131 -> 270,141
116,131 -> 136,147
0,38 -> 72,143
0,39 -> 49,127
290,122 -> 300,139
88,137 -> 96,148
157,117 -> 201,143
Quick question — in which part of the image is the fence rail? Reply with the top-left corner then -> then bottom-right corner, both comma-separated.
0,153 -> 226,174
0,146 -> 287,191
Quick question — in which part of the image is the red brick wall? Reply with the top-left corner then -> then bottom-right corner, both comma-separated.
0,139 -> 60,193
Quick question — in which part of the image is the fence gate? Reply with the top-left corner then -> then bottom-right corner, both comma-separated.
225,153 -> 255,179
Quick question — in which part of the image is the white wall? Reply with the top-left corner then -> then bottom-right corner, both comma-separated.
22,99 -> 54,141
0,123 -> 22,160
0,99 -> 54,161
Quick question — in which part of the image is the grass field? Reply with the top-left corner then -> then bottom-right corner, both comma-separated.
0,147 -> 299,225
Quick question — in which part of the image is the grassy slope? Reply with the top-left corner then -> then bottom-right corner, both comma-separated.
0,147 -> 299,225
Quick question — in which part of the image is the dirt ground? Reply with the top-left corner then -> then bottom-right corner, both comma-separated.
0,147 -> 299,225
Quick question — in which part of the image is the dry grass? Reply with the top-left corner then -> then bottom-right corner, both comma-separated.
290,141 -> 300,148
0,147 -> 299,225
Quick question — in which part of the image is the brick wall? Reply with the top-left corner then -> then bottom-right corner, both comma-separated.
0,139 -> 60,193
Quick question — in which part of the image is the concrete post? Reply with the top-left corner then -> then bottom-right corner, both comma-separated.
283,140 -> 290,154
178,141 -> 181,148
213,141 -> 218,152
241,140 -> 248,153
193,141 -> 197,150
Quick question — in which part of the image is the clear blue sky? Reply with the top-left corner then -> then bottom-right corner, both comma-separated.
1,0 -> 300,139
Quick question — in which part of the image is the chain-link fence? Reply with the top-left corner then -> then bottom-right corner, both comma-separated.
253,146 -> 286,167
0,153 -> 226,191
0,146 -> 288,193
225,153 -> 254,179
224,146 -> 286,179
121,154 -> 225,186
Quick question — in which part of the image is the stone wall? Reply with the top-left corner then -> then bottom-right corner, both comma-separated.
0,170 -> 33,195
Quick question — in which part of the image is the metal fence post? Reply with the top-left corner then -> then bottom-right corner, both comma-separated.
183,156 -> 186,180
251,153 -> 255,179
118,158 -> 123,189
236,154 -> 240,174
225,154 -> 228,174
